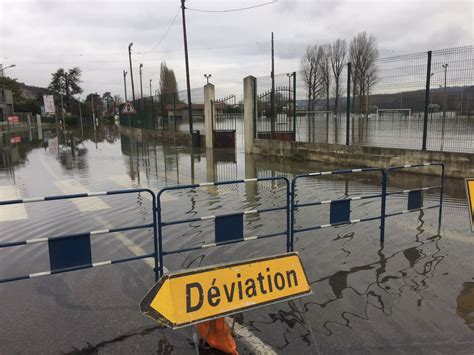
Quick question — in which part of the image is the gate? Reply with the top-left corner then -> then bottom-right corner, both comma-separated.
256,84 -> 296,141
0,188 -> 159,283
212,94 -> 239,148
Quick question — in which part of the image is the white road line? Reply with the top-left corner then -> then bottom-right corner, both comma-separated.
55,180 -> 110,212
0,186 -> 28,222
94,216 -> 276,353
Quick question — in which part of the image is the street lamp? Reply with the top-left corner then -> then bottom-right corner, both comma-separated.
204,74 -> 212,84
149,79 -> 152,97
0,64 -> 16,77
128,42 -> 135,101
123,70 -> 128,101
139,63 -> 144,100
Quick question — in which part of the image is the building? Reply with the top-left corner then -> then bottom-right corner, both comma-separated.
0,88 -> 14,122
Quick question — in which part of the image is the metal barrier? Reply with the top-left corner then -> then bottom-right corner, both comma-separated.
291,168 -> 386,247
0,163 -> 445,284
290,163 -> 445,244
156,177 -> 290,277
0,189 -> 159,283
382,162 -> 444,241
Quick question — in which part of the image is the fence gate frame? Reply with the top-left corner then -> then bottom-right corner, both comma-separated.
211,94 -> 239,148
256,77 -> 296,141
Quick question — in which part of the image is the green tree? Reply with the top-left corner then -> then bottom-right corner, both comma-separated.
48,67 -> 83,111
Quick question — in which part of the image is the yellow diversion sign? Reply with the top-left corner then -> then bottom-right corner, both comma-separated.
466,178 -> 474,232
140,252 -> 311,329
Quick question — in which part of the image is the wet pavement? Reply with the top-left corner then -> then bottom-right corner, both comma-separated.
1,124 -> 474,354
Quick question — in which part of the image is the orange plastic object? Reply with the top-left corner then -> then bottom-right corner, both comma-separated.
197,318 -> 238,354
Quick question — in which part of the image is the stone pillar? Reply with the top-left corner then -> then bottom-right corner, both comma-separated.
243,76 -> 257,154
204,83 -> 215,149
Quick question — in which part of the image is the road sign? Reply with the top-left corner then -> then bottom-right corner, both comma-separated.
10,136 -> 21,144
8,116 -> 19,124
466,178 -> 474,232
140,252 -> 311,329
121,101 -> 137,114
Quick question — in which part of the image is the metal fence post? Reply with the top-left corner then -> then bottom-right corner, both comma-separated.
289,179 -> 295,252
292,71 -> 297,139
422,51 -> 432,151
173,92 -> 177,131
346,62 -> 351,145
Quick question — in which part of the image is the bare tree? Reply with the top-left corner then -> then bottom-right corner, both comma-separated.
329,39 -> 347,117
318,44 -> 331,114
159,61 -> 178,96
300,45 -> 325,111
349,32 -> 378,115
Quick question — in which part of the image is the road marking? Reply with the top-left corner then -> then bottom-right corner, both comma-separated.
55,180 -> 110,212
40,151 -> 274,353
0,186 -> 28,222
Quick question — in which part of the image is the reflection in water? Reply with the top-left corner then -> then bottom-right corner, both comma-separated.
2,124 -> 474,352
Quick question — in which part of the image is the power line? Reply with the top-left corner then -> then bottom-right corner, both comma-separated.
139,7 -> 181,54
186,0 -> 277,13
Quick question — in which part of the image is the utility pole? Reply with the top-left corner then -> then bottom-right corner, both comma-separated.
139,63 -> 144,100
128,42 -> 136,101
181,0 -> 193,133
271,32 -> 275,136
149,79 -> 152,97
60,93 -> 65,124
123,70 -> 128,101
78,99 -> 83,139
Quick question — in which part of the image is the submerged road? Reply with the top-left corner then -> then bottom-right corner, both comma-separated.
1,126 -> 474,353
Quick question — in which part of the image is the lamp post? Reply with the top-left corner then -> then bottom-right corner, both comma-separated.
123,70 -> 128,101
0,64 -> 16,77
441,63 -> 448,151
204,74 -> 212,84
128,42 -> 136,101
149,79 -> 152,97
139,63 -> 144,100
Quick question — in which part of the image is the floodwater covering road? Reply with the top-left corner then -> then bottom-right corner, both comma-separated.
1,124 -> 473,354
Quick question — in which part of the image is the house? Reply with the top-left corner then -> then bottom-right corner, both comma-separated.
0,89 -> 14,122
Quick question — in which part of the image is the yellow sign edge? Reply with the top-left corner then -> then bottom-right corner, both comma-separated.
139,252 -> 312,329
465,178 -> 474,233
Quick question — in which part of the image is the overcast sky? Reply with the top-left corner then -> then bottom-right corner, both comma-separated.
1,0 -> 472,99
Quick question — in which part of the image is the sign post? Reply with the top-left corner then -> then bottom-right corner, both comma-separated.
140,252 -> 311,329
466,178 -> 474,232
121,101 -> 136,127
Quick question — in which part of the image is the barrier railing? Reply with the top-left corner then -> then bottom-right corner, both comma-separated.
0,163 -> 445,284
0,189 -> 159,283
382,162 -> 444,241
156,177 -> 290,277
291,168 -> 386,247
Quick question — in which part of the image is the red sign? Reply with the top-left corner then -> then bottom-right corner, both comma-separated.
8,116 -> 19,124
10,136 -> 21,144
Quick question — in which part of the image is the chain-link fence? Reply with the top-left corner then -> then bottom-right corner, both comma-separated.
258,45 -> 473,153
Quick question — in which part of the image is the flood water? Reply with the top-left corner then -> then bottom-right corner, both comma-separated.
1,124 -> 474,354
